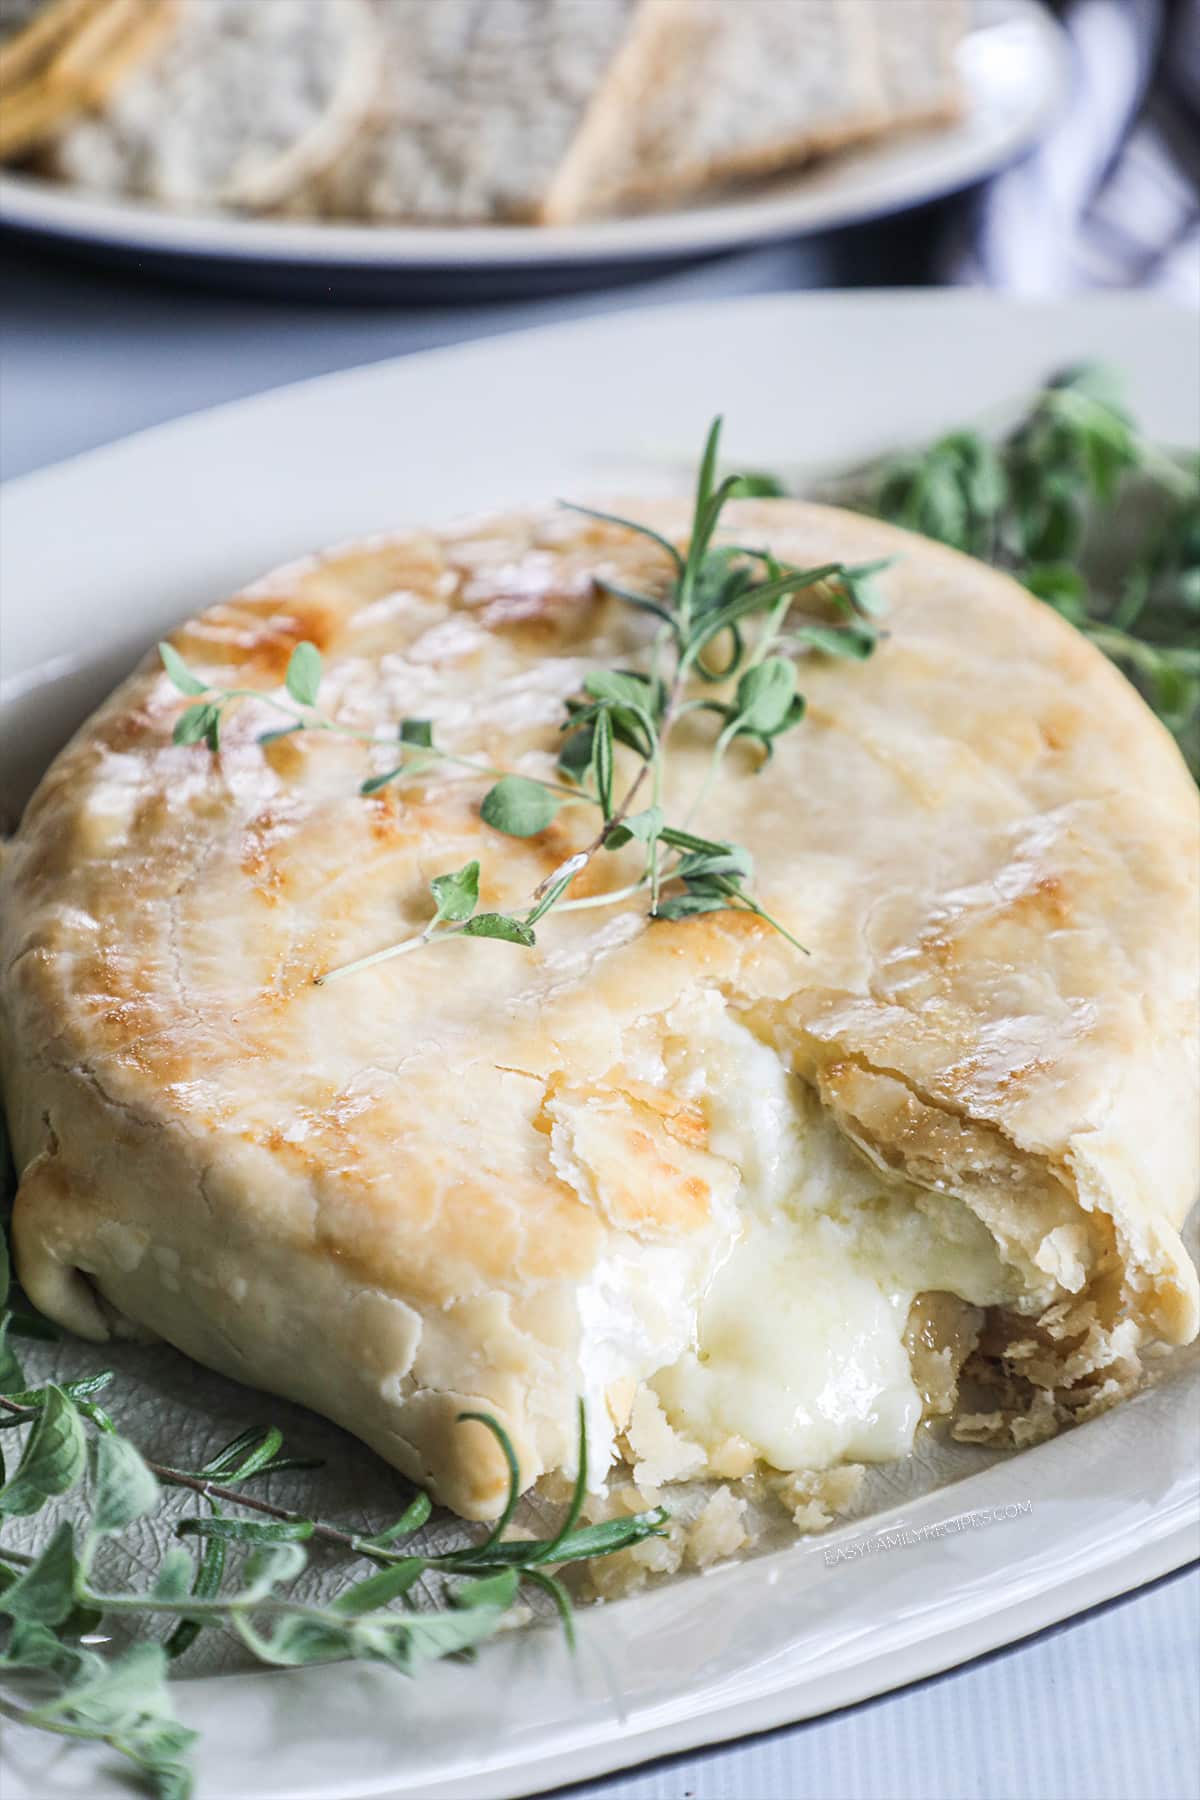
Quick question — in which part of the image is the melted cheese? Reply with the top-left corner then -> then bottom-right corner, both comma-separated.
647,997 -> 1018,1472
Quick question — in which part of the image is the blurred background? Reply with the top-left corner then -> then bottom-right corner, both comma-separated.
0,0 -> 1197,478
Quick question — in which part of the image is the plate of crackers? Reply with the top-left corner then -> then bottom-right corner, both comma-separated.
0,0 -> 1070,293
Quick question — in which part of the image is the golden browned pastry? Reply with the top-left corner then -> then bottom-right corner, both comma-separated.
2,499 -> 1196,1520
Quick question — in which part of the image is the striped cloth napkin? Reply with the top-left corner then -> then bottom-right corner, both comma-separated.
948,0 -> 1199,299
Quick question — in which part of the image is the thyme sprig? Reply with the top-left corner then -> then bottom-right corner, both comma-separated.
160,419 -> 882,982
808,363 -> 1200,775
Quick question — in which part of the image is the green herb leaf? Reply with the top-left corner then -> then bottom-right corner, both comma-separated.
0,1386 -> 86,1516
29,1639 -> 197,1795
604,804 -> 665,850
591,708 -> 615,818
151,1548 -> 196,1604
90,1432 -> 159,1534
461,913 -> 537,947
654,893 -> 727,921
400,718 -> 434,748
329,1557 -> 427,1615
430,861 -> 480,926
524,859 -> 584,929
730,657 -> 797,736
480,775 -> 561,838
165,1526 -> 225,1661
177,1516 -> 314,1546
359,767 -> 404,796
731,471 -> 788,499
455,1411 -> 522,1553
191,1423 -> 318,1483
158,643 -> 207,696
0,1521 -> 78,1624
1024,562 -> 1086,618
557,721 -> 595,784
0,1317 -> 24,1397
837,363 -> 1199,777
595,578 -> 678,631
840,559 -> 892,618
0,1616 -> 91,1675
557,502 -> 684,574
172,702 -> 221,748
583,670 -> 658,713
236,1541 -> 309,1600
357,1491 -> 433,1549
452,1567 -> 520,1611
793,622 -> 875,659
284,642 -> 322,708
673,844 -> 754,884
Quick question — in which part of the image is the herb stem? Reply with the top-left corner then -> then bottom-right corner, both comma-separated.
0,1393 -> 403,1564
313,924 -> 462,985
554,877 -> 651,914
0,1695 -> 142,1754
575,662 -> 688,888
208,684 -> 590,805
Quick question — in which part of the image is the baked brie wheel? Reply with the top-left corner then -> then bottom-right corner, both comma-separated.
2,500 -> 1197,1521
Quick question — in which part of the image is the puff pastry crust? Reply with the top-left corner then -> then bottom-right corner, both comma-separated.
2,500 -> 1197,1519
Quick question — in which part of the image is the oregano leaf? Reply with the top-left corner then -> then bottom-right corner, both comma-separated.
480,775 -> 561,838
731,657 -> 797,735
172,702 -> 220,747
151,1548 -> 196,1604
91,1432 -> 160,1534
461,913 -> 536,947
452,1567 -> 520,1611
604,804 -> 664,850
653,893 -> 728,921
157,643 -> 207,696
0,1316 -> 25,1396
0,1386 -> 86,1516
430,861 -> 480,926
284,641 -> 322,707
0,1520 -> 78,1624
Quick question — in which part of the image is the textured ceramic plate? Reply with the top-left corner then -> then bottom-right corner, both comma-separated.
1,291 -> 1198,1800
0,1 -> 1069,296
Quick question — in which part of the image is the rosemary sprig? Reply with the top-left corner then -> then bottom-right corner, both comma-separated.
160,419 -> 882,982
809,363 -> 1200,776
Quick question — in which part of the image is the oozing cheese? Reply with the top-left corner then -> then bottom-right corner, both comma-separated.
644,996 -> 1019,1473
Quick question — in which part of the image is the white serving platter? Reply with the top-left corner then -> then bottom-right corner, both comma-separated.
0,1 -> 1070,296
1,290 -> 1198,1800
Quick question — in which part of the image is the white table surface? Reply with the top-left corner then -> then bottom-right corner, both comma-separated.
0,238 -> 1196,1800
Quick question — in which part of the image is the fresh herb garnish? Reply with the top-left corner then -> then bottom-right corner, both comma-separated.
808,363 -> 1200,776
2,1122 -> 661,1798
0,1241 -> 664,1799
160,420 -> 880,981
